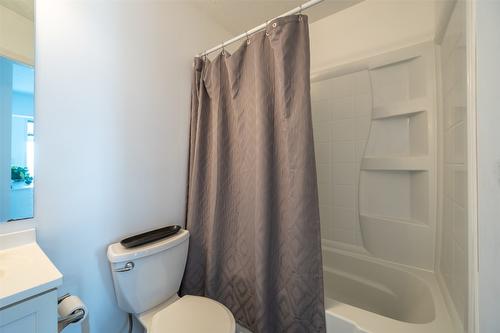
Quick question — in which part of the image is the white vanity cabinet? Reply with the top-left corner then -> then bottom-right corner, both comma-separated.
0,290 -> 58,333
0,229 -> 63,333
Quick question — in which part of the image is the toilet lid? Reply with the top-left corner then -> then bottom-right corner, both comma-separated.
151,295 -> 235,333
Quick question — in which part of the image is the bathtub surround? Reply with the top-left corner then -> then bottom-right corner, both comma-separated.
312,42 -> 439,270
308,1 -> 470,332
310,42 -> 455,333
312,69 -> 371,250
437,1 -> 468,331
182,15 -> 325,332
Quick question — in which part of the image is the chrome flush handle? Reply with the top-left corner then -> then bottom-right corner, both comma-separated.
114,261 -> 135,272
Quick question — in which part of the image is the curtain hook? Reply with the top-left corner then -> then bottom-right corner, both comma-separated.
265,21 -> 270,37
298,4 -> 303,21
246,31 -> 251,45
221,41 -> 225,55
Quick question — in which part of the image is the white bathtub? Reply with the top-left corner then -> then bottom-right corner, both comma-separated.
322,246 -> 455,333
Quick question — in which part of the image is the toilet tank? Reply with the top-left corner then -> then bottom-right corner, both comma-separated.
107,229 -> 189,314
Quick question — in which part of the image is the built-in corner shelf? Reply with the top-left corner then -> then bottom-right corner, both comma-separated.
360,214 -> 430,231
359,169 -> 429,223
358,42 -> 437,270
359,214 -> 434,268
365,104 -> 429,157
361,156 -> 430,171
372,97 -> 430,120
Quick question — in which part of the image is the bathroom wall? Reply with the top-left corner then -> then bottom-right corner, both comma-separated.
438,1 -> 468,330
309,0 -> 437,72
30,1 -> 230,332
0,4 -> 34,65
477,0 -> 500,331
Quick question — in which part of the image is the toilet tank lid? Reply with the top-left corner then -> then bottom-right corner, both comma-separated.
107,229 -> 189,263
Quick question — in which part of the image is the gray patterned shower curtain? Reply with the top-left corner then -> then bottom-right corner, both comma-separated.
181,15 -> 325,333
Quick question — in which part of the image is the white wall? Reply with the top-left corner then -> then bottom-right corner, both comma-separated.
21,1 -> 230,332
438,1 -> 468,331
0,4 -> 34,65
476,0 -> 500,331
309,0 -> 437,72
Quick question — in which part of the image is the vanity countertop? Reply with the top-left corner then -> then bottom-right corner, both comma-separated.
0,229 -> 62,309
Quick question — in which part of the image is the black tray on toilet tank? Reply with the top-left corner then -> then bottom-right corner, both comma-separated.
120,225 -> 182,248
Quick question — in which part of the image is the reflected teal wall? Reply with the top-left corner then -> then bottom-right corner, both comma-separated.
0,57 -> 34,222
13,91 -> 34,116
11,92 -> 34,169
10,72 -> 34,221
0,57 -> 12,222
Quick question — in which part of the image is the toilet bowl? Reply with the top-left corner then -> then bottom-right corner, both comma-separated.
107,229 -> 235,333
150,295 -> 234,333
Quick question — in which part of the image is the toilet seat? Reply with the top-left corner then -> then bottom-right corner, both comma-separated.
151,295 -> 236,333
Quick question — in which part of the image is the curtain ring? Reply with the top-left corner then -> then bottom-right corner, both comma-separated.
298,4 -> 303,21
203,51 -> 207,61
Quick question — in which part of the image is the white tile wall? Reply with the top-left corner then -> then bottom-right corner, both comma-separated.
311,70 -> 372,247
439,1 -> 468,330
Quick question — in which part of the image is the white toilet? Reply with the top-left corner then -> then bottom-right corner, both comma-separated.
107,229 -> 236,333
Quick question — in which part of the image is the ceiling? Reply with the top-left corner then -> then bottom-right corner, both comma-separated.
193,0 -> 364,35
0,0 -> 361,31
0,0 -> 33,20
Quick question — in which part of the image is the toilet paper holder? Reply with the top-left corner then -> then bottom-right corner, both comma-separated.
58,294 -> 86,328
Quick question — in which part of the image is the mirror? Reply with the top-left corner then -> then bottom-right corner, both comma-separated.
0,0 -> 35,222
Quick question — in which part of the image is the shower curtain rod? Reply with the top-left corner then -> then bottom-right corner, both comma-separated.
196,0 -> 325,57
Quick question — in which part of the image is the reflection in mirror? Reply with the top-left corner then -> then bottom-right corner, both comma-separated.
0,57 -> 34,221
0,0 -> 34,222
